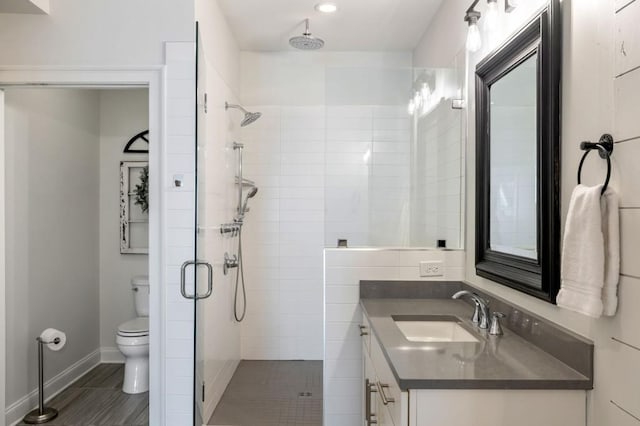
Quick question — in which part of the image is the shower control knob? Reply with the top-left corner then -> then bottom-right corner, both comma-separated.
223,252 -> 239,276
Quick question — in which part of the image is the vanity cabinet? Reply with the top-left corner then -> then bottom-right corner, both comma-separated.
363,339 -> 409,426
361,316 -> 587,426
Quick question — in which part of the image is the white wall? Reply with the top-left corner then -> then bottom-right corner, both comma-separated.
0,0 -> 193,66
98,89 -> 149,359
414,0 -> 640,424
239,51 -> 413,361
4,89 -> 101,412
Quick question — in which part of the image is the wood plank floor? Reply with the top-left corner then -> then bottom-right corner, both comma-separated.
208,360 -> 322,426
18,364 -> 148,426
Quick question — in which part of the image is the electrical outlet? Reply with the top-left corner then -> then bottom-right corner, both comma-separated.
419,261 -> 444,277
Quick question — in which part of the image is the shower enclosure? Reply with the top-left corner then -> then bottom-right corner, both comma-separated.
187,27 -> 466,424
189,25 -> 265,426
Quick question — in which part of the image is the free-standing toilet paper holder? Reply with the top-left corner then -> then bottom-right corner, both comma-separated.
22,337 -> 61,424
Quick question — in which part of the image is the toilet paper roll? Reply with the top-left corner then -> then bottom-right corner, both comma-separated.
39,328 -> 66,351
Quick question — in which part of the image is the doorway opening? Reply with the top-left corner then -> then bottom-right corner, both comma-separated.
1,86 -> 154,426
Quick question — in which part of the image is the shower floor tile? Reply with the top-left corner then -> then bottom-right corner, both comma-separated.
208,360 -> 322,426
17,363 -> 148,426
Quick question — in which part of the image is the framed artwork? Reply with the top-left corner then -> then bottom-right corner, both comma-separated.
120,161 -> 149,254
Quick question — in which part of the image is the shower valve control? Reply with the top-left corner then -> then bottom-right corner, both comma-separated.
223,252 -> 239,275
220,223 -> 241,237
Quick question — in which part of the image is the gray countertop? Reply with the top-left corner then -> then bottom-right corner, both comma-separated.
361,298 -> 593,391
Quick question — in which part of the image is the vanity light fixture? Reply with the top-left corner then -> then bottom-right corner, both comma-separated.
505,0 -> 519,13
485,0 -> 499,30
464,0 -> 482,52
315,2 -> 338,13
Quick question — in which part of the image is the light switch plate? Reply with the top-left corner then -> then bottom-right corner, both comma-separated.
420,261 -> 444,277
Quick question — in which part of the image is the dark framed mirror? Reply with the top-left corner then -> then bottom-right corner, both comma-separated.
475,1 -> 562,303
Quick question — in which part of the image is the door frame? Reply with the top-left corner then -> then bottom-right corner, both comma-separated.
0,66 -> 165,426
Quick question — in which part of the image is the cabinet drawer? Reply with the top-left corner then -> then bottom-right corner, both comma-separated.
371,332 -> 407,426
375,391 -> 395,426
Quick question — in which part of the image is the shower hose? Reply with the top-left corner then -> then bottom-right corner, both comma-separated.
234,226 -> 247,322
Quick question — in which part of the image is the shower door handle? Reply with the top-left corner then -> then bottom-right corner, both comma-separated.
180,260 -> 214,300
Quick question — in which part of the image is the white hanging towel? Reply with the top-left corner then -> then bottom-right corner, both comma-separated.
557,184 -> 620,317
601,187 -> 620,315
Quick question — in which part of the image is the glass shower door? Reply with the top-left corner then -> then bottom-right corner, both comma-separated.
179,23 -> 213,426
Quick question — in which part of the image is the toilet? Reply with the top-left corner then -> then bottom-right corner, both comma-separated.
117,275 -> 150,394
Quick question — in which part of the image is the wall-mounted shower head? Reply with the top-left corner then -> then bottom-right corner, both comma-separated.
225,102 -> 262,127
289,19 -> 325,50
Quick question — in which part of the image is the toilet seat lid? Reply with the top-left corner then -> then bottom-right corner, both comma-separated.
118,317 -> 149,336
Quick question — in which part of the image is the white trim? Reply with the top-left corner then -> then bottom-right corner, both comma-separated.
5,349 -> 101,426
0,66 -> 166,426
100,347 -> 125,364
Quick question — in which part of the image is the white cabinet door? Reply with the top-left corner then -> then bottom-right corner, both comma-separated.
409,389 -> 586,426
363,342 -> 376,426
374,391 -> 395,426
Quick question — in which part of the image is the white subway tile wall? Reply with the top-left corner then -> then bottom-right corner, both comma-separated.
239,102 -> 459,361
323,248 -> 465,425
164,42 -> 196,426
325,105 -> 412,247
240,106 -> 325,360
411,63 -> 465,249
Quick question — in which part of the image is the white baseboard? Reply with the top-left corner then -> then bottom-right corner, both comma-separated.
5,348 -> 101,426
100,346 -> 125,364
203,359 -> 240,422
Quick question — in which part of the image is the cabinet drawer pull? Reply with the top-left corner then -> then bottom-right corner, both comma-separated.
365,379 -> 377,425
359,324 -> 369,336
376,382 -> 395,405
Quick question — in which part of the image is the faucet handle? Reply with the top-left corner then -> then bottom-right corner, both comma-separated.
471,300 -> 482,324
489,312 -> 506,336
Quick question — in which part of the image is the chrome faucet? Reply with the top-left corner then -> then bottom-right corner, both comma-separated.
452,290 -> 490,329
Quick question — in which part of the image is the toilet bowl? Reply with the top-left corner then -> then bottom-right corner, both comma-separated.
117,276 -> 150,394
117,317 -> 149,394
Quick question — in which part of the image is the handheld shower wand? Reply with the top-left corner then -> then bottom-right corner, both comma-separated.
238,186 -> 259,221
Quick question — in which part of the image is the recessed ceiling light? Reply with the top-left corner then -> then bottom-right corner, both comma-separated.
315,2 -> 338,13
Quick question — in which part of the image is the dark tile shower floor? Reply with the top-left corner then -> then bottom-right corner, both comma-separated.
208,360 -> 323,426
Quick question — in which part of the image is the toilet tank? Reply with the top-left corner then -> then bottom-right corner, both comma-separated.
131,275 -> 150,317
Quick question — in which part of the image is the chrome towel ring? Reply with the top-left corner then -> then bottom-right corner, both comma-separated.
577,134 -> 614,195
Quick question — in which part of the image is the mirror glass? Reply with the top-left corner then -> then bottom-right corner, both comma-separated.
489,54 -> 538,260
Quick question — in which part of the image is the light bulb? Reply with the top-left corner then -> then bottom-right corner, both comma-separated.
466,21 -> 482,52
485,1 -> 499,31
315,2 -> 338,13
414,91 -> 422,108
421,83 -> 431,102
408,99 -> 415,115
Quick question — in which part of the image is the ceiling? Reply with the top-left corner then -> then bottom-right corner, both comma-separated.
217,0 -> 445,52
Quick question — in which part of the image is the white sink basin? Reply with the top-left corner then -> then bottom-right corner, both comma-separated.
394,318 -> 479,343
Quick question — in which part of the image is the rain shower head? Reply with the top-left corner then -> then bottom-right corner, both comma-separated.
225,102 -> 262,127
289,19 -> 325,51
